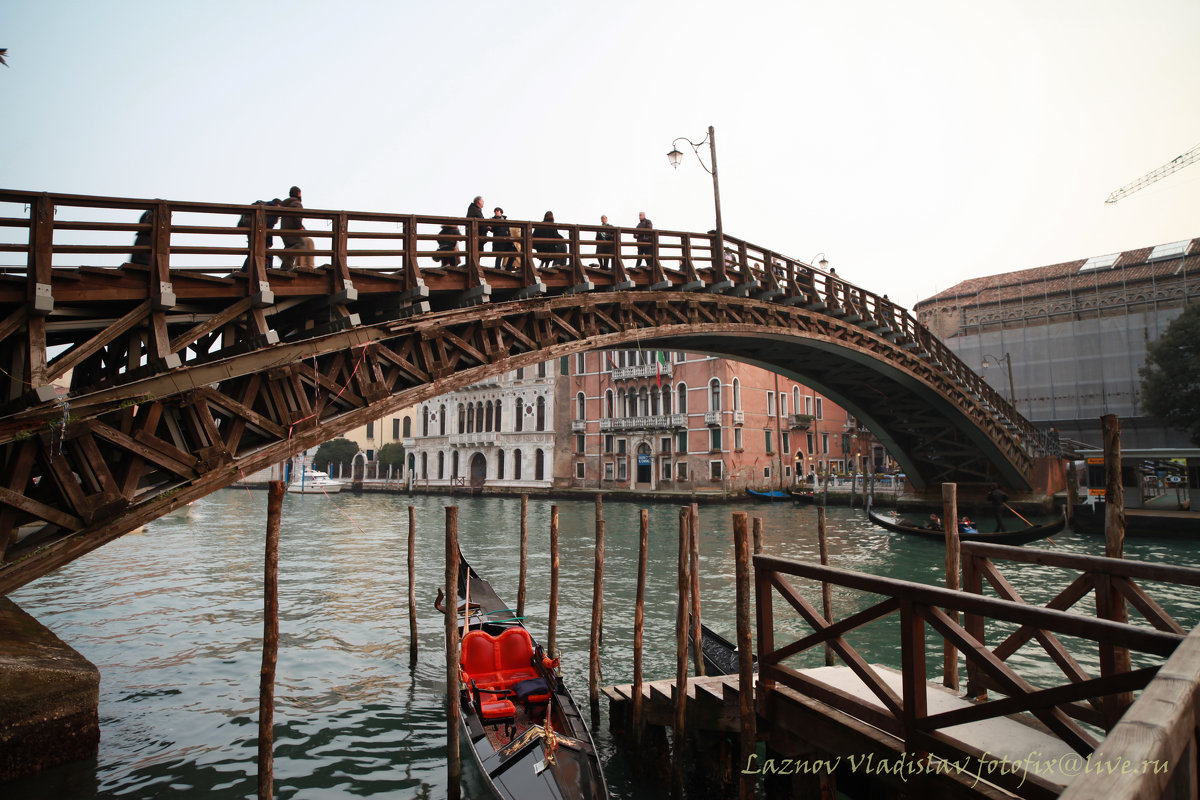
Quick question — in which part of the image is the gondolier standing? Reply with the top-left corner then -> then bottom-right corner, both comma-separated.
987,484 -> 1009,531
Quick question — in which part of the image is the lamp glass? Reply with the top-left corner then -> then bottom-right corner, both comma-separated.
667,148 -> 683,169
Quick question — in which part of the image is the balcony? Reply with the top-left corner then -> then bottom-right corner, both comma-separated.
789,414 -> 814,430
610,362 -> 673,381
704,410 -> 722,427
571,420 -> 587,433
599,413 -> 687,432
732,409 -> 745,425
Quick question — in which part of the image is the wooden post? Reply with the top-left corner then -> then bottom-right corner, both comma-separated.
689,503 -> 704,676
941,483 -> 961,691
633,509 -> 649,743
1065,461 -> 1079,525
733,511 -> 756,800
517,493 -> 528,618
1103,414 -> 1126,559
674,507 -> 691,749
849,471 -> 857,508
258,480 -> 284,800
445,506 -> 462,800
589,498 -> 605,713
548,505 -> 559,660
1100,414 -> 1132,723
408,505 -> 418,665
817,506 -> 834,666
752,516 -> 763,556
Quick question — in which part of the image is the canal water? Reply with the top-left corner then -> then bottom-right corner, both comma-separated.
9,491 -> 1200,799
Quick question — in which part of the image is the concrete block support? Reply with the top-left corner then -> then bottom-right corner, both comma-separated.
0,597 -> 99,781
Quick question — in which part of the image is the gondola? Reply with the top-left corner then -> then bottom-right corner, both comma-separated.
747,488 -> 790,501
789,488 -> 816,504
697,622 -> 756,677
439,550 -> 608,800
866,507 -> 1065,546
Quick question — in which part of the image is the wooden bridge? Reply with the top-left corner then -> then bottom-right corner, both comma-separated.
0,189 -> 1060,593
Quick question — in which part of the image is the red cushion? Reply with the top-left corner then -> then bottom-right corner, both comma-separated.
495,627 -> 536,673
462,630 -> 498,677
480,698 -> 515,721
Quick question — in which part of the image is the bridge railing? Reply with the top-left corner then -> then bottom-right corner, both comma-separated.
0,189 -> 1057,457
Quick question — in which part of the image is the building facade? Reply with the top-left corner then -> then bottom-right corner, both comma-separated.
559,350 -> 882,493
914,237 -> 1198,449
402,362 -> 565,491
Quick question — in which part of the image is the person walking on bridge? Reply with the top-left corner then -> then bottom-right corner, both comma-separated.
279,186 -> 313,270
634,211 -> 653,268
467,195 -> 485,260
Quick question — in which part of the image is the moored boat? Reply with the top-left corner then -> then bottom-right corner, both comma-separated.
442,551 -> 608,800
789,488 -> 815,504
697,622 -> 756,677
747,488 -> 790,501
866,507 -> 1065,545
288,470 -> 343,494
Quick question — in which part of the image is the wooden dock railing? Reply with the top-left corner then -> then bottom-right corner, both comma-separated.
961,541 -> 1200,730
753,554 -> 1183,799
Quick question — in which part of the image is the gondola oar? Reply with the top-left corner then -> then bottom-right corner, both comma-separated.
1005,502 -> 1034,527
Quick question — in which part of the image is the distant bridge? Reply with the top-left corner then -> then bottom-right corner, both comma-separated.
0,189 -> 1059,593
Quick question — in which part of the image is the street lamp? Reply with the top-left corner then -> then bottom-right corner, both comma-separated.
810,252 -> 830,272
667,125 -> 723,274
981,352 -> 1016,405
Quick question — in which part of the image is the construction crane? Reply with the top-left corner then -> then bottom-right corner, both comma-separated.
1106,142 -> 1200,204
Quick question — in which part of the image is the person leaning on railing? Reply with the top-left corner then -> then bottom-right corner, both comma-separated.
595,215 -> 614,269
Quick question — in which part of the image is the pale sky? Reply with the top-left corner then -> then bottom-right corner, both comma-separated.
2,0 -> 1197,309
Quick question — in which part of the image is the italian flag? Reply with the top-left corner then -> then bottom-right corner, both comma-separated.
656,351 -> 666,387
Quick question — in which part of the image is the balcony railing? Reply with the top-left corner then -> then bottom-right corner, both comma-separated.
610,362 -> 673,381
599,413 -> 686,432
704,410 -> 722,426
732,409 -> 745,425
571,420 -> 586,433
450,432 -> 496,447
788,414 -> 814,430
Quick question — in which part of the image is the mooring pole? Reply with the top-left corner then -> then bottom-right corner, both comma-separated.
517,493 -> 528,619
733,511 -> 756,800
408,505 -> 418,665
548,505 -> 560,660
633,508 -> 649,743
752,516 -> 763,556
589,497 -> 605,714
817,505 -> 835,667
673,507 -> 691,751
257,480 -> 284,800
445,506 -> 461,800
689,503 -> 704,676
1065,461 -> 1078,526
1101,413 -> 1133,722
941,483 -> 961,691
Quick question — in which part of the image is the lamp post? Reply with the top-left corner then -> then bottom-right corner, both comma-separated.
810,252 -> 830,272
981,352 -> 1016,406
667,125 -> 723,276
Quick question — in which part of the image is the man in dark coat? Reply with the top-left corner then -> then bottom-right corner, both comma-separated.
533,211 -> 566,267
129,209 -> 153,265
595,214 -> 615,269
279,186 -> 312,270
467,196 -> 485,259
634,211 -> 653,268
490,207 -> 517,270
987,484 -> 1009,531
238,199 -> 281,267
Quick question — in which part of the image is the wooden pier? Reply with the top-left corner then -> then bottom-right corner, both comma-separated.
602,537 -> 1200,799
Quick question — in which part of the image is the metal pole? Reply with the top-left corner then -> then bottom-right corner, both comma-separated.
1005,352 -> 1016,406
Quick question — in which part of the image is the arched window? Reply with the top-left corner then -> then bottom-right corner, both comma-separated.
709,379 -> 721,412
422,406 -> 429,436
576,392 -> 586,420
733,378 -> 741,411
464,403 -> 472,434
677,382 -> 688,414
515,397 -> 524,432
661,387 -> 671,415
651,387 -> 660,416
793,386 -> 801,415
513,449 -> 522,480
538,361 -> 547,378
617,389 -> 626,419
536,396 -> 546,431
451,451 -> 459,479
496,449 -> 505,479
495,399 -> 503,431
605,389 -> 614,418
420,452 -> 428,479
403,416 -> 411,438
476,402 -> 483,433
486,401 -> 494,432
407,453 -> 414,476
439,404 -> 446,436
535,449 -> 545,481
638,387 -> 649,416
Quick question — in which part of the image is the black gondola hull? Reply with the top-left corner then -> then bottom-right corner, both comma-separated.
866,508 -> 1065,545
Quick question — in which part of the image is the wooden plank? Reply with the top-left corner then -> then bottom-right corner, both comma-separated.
44,300 -> 151,384
0,485 -> 83,532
